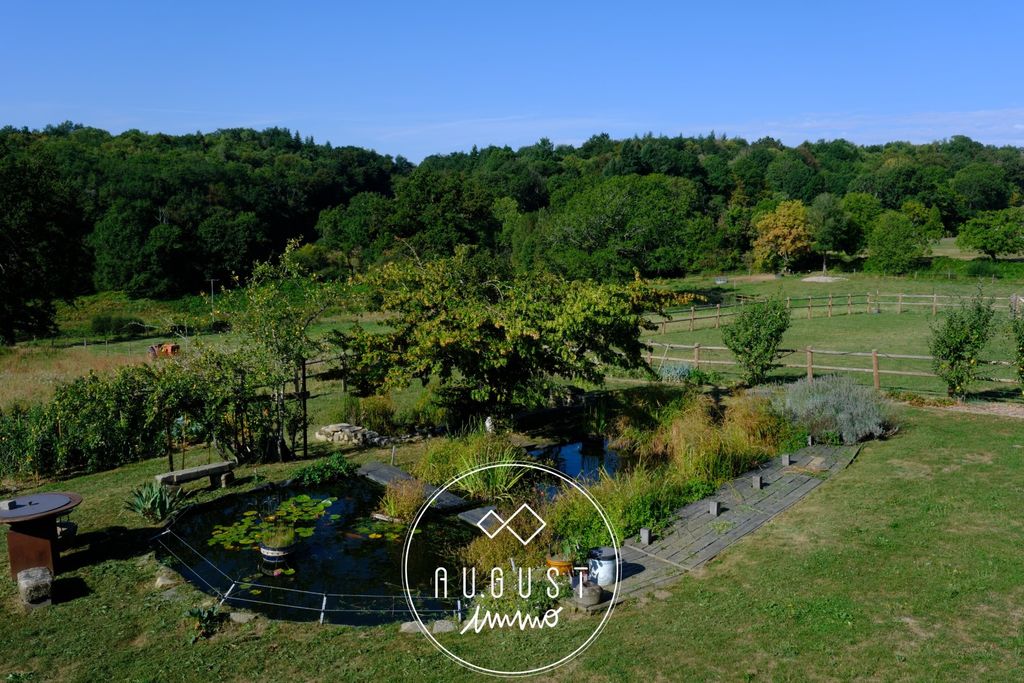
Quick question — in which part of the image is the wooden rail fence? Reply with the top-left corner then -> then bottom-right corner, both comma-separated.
654,292 -> 1024,333
643,340 -> 1018,391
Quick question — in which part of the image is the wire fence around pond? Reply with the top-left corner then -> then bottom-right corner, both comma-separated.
152,526 -> 462,625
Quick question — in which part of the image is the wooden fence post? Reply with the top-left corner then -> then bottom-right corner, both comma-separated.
807,297 -> 812,320
689,306 -> 695,332
828,294 -> 833,318
866,292 -> 871,314
806,346 -> 813,381
847,293 -> 852,315
932,294 -> 937,316
872,349 -> 880,390
661,319 -> 666,335
786,296 -> 791,310
715,304 -> 721,328
897,293 -> 903,314
693,344 -> 701,370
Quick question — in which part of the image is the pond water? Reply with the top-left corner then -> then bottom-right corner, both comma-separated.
530,439 -> 621,482
157,478 -> 471,625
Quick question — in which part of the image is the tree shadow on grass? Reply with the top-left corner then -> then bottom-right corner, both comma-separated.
61,525 -> 158,572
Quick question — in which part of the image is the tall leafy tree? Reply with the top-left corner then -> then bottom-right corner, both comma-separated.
866,210 -> 931,274
752,200 -> 812,272
956,208 -> 1024,259
808,193 -> 854,270
336,247 -> 671,418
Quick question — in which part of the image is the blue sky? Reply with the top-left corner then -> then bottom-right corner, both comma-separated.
3,1 -> 1023,160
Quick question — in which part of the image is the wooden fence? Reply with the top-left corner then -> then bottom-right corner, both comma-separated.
642,340 -> 1019,391
654,292 -> 1024,333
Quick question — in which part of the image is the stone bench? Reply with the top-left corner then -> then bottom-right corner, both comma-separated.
155,461 -> 235,489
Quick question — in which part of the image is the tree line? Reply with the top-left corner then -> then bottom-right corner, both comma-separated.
4,123 -> 1024,343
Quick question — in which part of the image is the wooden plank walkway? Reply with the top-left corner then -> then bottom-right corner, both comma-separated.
356,461 -> 469,511
587,444 -> 861,610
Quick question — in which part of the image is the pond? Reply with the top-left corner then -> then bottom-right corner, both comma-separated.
156,477 -> 472,625
529,439 -> 621,482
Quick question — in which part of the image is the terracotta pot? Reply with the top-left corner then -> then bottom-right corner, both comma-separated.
546,557 -> 573,576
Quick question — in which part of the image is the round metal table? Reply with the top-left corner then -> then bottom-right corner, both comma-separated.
0,492 -> 82,579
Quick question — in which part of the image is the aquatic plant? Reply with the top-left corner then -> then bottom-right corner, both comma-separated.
208,494 -> 334,550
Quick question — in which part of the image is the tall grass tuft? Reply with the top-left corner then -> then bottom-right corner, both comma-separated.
376,479 -> 426,523
414,430 -> 528,502
651,393 -> 789,484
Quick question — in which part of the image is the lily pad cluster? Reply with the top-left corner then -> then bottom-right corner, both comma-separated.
209,494 -> 336,550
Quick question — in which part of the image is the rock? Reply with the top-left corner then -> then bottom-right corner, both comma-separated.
653,590 -> 671,601
17,567 -> 52,605
432,619 -> 456,633
230,611 -> 257,624
157,587 -> 183,601
155,571 -> 178,589
400,620 -> 427,634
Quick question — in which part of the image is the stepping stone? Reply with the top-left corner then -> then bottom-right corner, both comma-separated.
400,620 -> 427,634
230,611 -> 257,624
432,619 -> 456,633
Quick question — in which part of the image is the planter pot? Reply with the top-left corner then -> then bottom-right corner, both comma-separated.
259,541 -> 297,562
545,557 -> 573,576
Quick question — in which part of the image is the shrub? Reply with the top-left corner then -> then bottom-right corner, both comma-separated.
928,292 -> 995,399
292,453 -> 357,487
124,482 -> 186,523
722,299 -> 791,385
46,366 -> 165,475
335,394 -> 397,434
0,404 -> 48,477
376,479 -> 427,523
1013,316 -> 1024,395
186,606 -> 222,645
90,314 -> 144,337
359,395 -> 397,433
776,375 -> 890,445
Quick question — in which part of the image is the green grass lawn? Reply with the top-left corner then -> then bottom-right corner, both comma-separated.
1,406 -> 1022,681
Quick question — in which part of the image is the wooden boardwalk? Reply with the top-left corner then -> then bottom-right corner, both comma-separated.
589,444 -> 861,610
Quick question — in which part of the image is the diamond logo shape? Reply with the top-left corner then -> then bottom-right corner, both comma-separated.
475,503 -> 546,546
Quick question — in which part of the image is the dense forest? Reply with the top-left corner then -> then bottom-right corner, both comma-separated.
3,122 -> 1024,342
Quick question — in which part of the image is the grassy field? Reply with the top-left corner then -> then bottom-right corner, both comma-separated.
0,405 -> 1021,681
646,271 -> 1024,398
6,270 -> 1023,409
